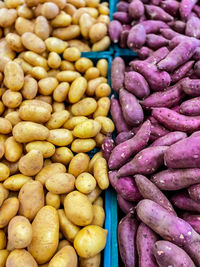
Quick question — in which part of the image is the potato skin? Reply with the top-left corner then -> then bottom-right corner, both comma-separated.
45,173 -> 75,194
0,197 -> 19,228
0,249 -> 9,267
6,249 -> 38,267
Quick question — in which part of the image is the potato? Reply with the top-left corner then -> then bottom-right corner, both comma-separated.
75,58 -> 93,73
0,197 -> 19,228
38,77 -> 58,96
15,17 -> 34,35
36,163 -> 66,185
91,205 -> 105,227
0,163 -> 10,182
95,132 -> 106,147
3,174 -> 32,191
67,0 -> 85,8
94,158 -> 109,190
64,3 -> 77,16
64,191 -> 93,226
31,67 -> 48,79
87,77 -> 107,96
4,61 -> 24,91
84,67 -> 100,80
5,111 -> 21,126
35,95 -> 52,104
34,16 -> 50,41
95,83 -> 111,98
71,98 -> 97,116
48,52 -> 61,69
53,82 -> 69,102
89,23 -> 107,43
51,11 -> 72,28
93,97 -> 110,118
48,245 -> 78,267
46,110 -> 70,129
67,39 -> 91,52
7,216 -> 32,250
1,159 -> 19,176
47,129 -> 73,146
75,172 -> 96,194
5,33 -> 24,52
80,13 -> 94,39
23,51 -> 48,69
14,58 -> 32,75
58,209 -> 80,242
51,147 -> 73,165
88,151 -> 102,174
19,180 -> 44,221
93,196 -> 103,208
68,77 -> 87,103
98,4 -> 109,15
28,206 -> 59,264
0,250 -> 9,267
45,173 -> 75,194
6,249 -> 38,267
0,8 -> 17,28
19,150 -> 43,176
0,118 -> 12,134
53,25 -> 80,41
60,60 -> 75,71
57,240 -> 71,251
21,32 -> 46,54
13,122 -> 50,143
0,101 -> 4,116
41,2 -> 59,19
2,90 -> 22,108
64,116 -> 88,130
73,119 -> 101,138
21,75 -> 38,100
26,141 -> 55,158
63,47 -> 81,62
92,36 -> 111,52
46,192 -> 60,209
95,116 -> 115,134
0,230 -> 6,249
74,225 -> 107,258
79,253 -> 101,267
45,37 -> 68,54
0,184 -> 8,207
57,70 -> 81,82
17,5 -> 34,19
71,139 -> 96,153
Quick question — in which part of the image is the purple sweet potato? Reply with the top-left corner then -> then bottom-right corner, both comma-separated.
124,71 -> 150,99
108,170 -> 118,189
135,174 -> 176,214
138,47 -> 153,59
151,168 -> 200,190
119,88 -> 144,126
119,29 -> 129,48
109,120 -> 151,170
128,0 -> 144,19
115,130 -> 134,145
136,223 -> 158,267
182,78 -> 200,96
145,47 -> 169,65
127,24 -> 146,49
193,4 -> 200,17
118,146 -> 168,177
117,1 -> 129,12
152,107 -> 200,132
158,39 -> 199,72
130,60 -> 171,91
169,35 -> 191,49
171,61 -> 194,83
171,105 -> 180,112
110,98 -> 130,133
160,28 -> 179,40
172,20 -> 186,33
171,191 -> 200,213
193,47 -> 200,60
164,134 -> 200,168
180,97 -> 200,116
186,16 -> 200,38
150,131 -> 187,147
149,117 -> 170,140
145,5 -> 173,22
194,60 -> 200,77
180,0 -> 197,21
188,184 -> 200,202
117,194 -> 135,214
109,20 -> 123,43
118,212 -> 138,267
183,214 -> 200,235
113,12 -> 131,24
151,0 -> 162,4
146,34 -> 169,49
153,241 -> 196,267
101,136 -> 115,161
161,0 -> 180,16
111,57 -> 125,93
140,20 -> 169,34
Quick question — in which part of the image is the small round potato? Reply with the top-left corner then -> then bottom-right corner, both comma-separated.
63,116 -> 88,130
38,77 -> 58,96
71,98 -> 97,116
45,173 -> 75,194
3,174 -> 32,191
95,116 -> 115,134
45,37 -> 68,53
51,11 -> 72,28
53,25 -> 81,41
53,82 -> 69,102
71,139 -> 96,153
84,67 -> 100,80
46,110 -> 70,129
21,75 -> 38,100
47,129 -> 73,146
19,150 -> 43,176
95,83 -> 111,98
0,118 -> 12,134
68,153 -> 90,177
63,47 -> 81,62
34,15 -> 50,41
89,23 -> 107,43
75,57 -> 93,73
26,141 -> 55,158
93,196 -> 104,207
21,32 -> 46,54
73,119 -> 101,138
4,61 -> 24,91
75,172 -> 96,194
2,90 -> 22,108
41,2 -> 59,19
51,147 -> 73,165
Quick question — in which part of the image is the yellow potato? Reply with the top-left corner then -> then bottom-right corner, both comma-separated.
57,240 -> 71,251
92,36 -> 111,52
91,205 -> 105,227
7,216 -> 32,250
99,3 -> 109,15
73,119 -> 101,138
21,32 -> 46,54
84,67 -> 100,80
67,0 -> 85,8
2,90 -> 22,108
41,2 -> 59,19
51,11 -> 72,28
19,180 -> 44,220
34,16 -> 50,41
44,159 -> 53,166
89,23 -> 107,43
45,37 -> 68,54
35,163 -> 66,185
46,192 -> 60,210
93,196 -> 103,208
95,116 -> 114,134
75,172 -> 96,194
95,132 -> 106,147
74,225 -> 107,258
86,77 -> 107,96
80,253 -> 101,267
52,102 -> 65,112
57,70 -> 81,82
5,111 -> 21,126
5,0 -> 24,8
46,173 -> 75,195
93,97 -> 110,118
0,39 -> 16,60
63,47 -> 81,62
95,83 -> 111,98
38,77 -> 58,96
6,249 -> 38,267
48,69 -> 60,77
17,5 -> 34,19
1,159 -> 19,175
21,75 -> 38,100
0,8 -> 17,28
31,66 -> 48,79
0,230 -> 6,249
94,158 -> 109,190
13,121 -> 50,143
64,3 -> 77,16
48,52 -> 61,69
19,150 -> 43,176
0,250 -> 9,267
67,39 -> 91,52
0,197 -> 19,228
64,191 -> 93,226
88,151 -> 102,173
71,139 -> 96,153
53,82 -> 69,102
97,14 -> 110,25
25,0 -> 40,7
5,33 -> 24,52
26,141 -> 55,158
0,134 -> 7,143
0,184 -> 9,207
85,0 -> 99,7
4,61 -> 24,91
23,51 -> 48,69
40,0 -> 66,9
3,174 -> 32,191
48,245 -> 77,267
63,116 -> 87,130
28,206 -> 59,264
75,57 -> 93,73
0,163 -> 10,182
60,60 -> 75,71
0,101 -> 4,116
72,8 -> 89,25
87,186 -> 102,203
79,13 -> 94,39
14,57 -> 32,75
0,118 -> 12,134
46,110 -> 70,129
53,25 -> 80,41
85,7 -> 98,18
47,129 -> 73,146
51,147 -> 73,165
71,98 -> 97,116
58,209 -> 80,242
35,95 -> 52,104
68,77 -> 87,103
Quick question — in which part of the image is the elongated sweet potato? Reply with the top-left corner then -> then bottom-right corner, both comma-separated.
172,20 -> 186,33
109,20 -> 123,43
118,146 -> 168,177
182,78 -> 200,96
180,0 -> 197,20
160,28 -> 179,40
111,57 -> 125,93
180,96 -> 200,116
115,131 -> 134,145
145,47 -> 169,65
117,194 -> 135,214
183,214 -> 200,235
138,47 -> 153,60
108,170 -> 118,189
102,136 -> 115,161
113,12 -> 131,24
171,61 -> 194,83
129,0 -> 144,19
146,34 -> 169,49
149,116 -> 170,141
169,35 -> 191,49
171,191 -> 200,212
161,0 -> 180,16
140,20 -> 169,34
194,60 -> 200,77
109,120 -> 151,170
119,29 -> 129,48
136,223 -> 158,267
145,5 -> 173,22
186,16 -> 200,38
150,131 -> 187,147
127,24 -> 146,49
193,47 -> 200,60
153,241 -> 196,267
188,184 -> 200,202
117,1 -> 129,12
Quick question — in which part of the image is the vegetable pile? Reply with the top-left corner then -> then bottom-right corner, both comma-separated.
106,0 -> 200,266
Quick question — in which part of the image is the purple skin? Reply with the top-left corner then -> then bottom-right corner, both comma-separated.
161,0 -> 180,16
151,168 -> 200,191
150,0 -> 162,4
186,16 -> 200,38
101,136 -> 115,161
130,60 -> 171,91
117,1 -> 129,12
127,24 -> 146,49
140,20 -> 169,34
128,0 -> 144,19
160,28 -> 179,40
169,35 -> 191,50
150,120 -> 169,141
120,30 -> 129,48
137,223 -> 158,267
180,0 -> 197,21
110,98 -> 130,133
145,5 -> 173,22
117,146 -> 168,177
124,71 -> 150,99
111,57 -> 125,93
116,176 -> 143,202
158,39 -> 199,72
145,47 -> 169,65
152,107 -> 200,132
183,214 -> 200,235
115,130 -> 134,145
171,105 -> 180,112
182,78 -> 200,96
109,120 -> 151,170
113,12 -> 132,24
108,170 -> 118,189
119,88 -> 144,126
188,184 -> 200,202
172,20 -> 186,33
193,47 -> 200,61
117,194 -> 135,214
194,61 -> 200,77
193,4 -> 200,17
118,212 -> 138,267
109,20 -> 123,43
180,97 -> 200,116
146,34 -> 169,50
138,47 -> 153,59
135,174 -> 176,214
153,241 -> 196,267
150,131 -> 187,147
171,191 -> 200,213
171,61 -> 194,83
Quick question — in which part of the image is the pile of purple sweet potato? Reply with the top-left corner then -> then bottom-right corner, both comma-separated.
103,0 -> 200,266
